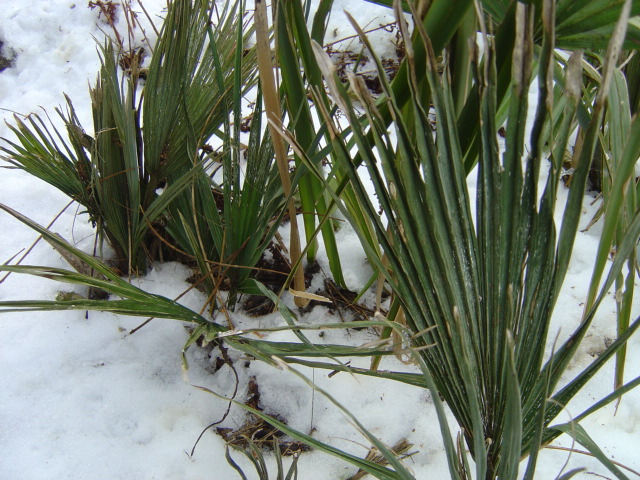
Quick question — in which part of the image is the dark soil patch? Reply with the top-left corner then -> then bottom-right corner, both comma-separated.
216,376 -> 311,456
0,40 -> 16,72
242,241 -> 293,316
299,278 -> 377,328
325,23 -> 404,96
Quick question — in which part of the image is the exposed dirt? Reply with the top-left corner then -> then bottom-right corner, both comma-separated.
325,22 -> 405,96
215,376 -> 311,456
242,241 -> 293,316
0,40 -> 16,72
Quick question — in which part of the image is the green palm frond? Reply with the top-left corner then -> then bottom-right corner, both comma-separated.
268,0 -> 640,477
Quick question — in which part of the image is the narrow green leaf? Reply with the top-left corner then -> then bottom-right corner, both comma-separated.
548,423 -> 630,480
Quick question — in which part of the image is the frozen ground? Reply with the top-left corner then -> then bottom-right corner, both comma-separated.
1,1 -> 640,479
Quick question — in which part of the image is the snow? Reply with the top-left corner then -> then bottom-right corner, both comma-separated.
1,1 -> 640,479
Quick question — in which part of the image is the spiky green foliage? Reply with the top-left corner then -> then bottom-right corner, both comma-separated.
166,86 -> 286,310
0,0 -> 258,276
0,203 -> 220,328
272,0 -> 384,291
571,53 -> 640,394
274,0 -> 347,286
1,42 -> 158,274
140,0 -> 257,185
266,0 -> 640,478
134,0 -> 268,303
364,0 -> 640,172
3,1 -> 640,479
161,0 -> 286,310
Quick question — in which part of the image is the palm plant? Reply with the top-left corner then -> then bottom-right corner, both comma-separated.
1,41 -> 162,274
548,42 -> 640,397
139,0 -> 257,190
128,0 -> 266,304
165,85 -> 287,311
270,0 -> 387,295
1,0 -> 258,277
254,0 -> 640,477
158,0 -> 292,312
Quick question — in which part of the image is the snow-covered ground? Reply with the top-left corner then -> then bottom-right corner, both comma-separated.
1,1 -> 640,479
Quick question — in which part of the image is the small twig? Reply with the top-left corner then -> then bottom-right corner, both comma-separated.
132,0 -> 157,54
189,343 -> 239,458
89,1 -> 124,48
324,21 -> 398,49
128,316 -> 155,335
